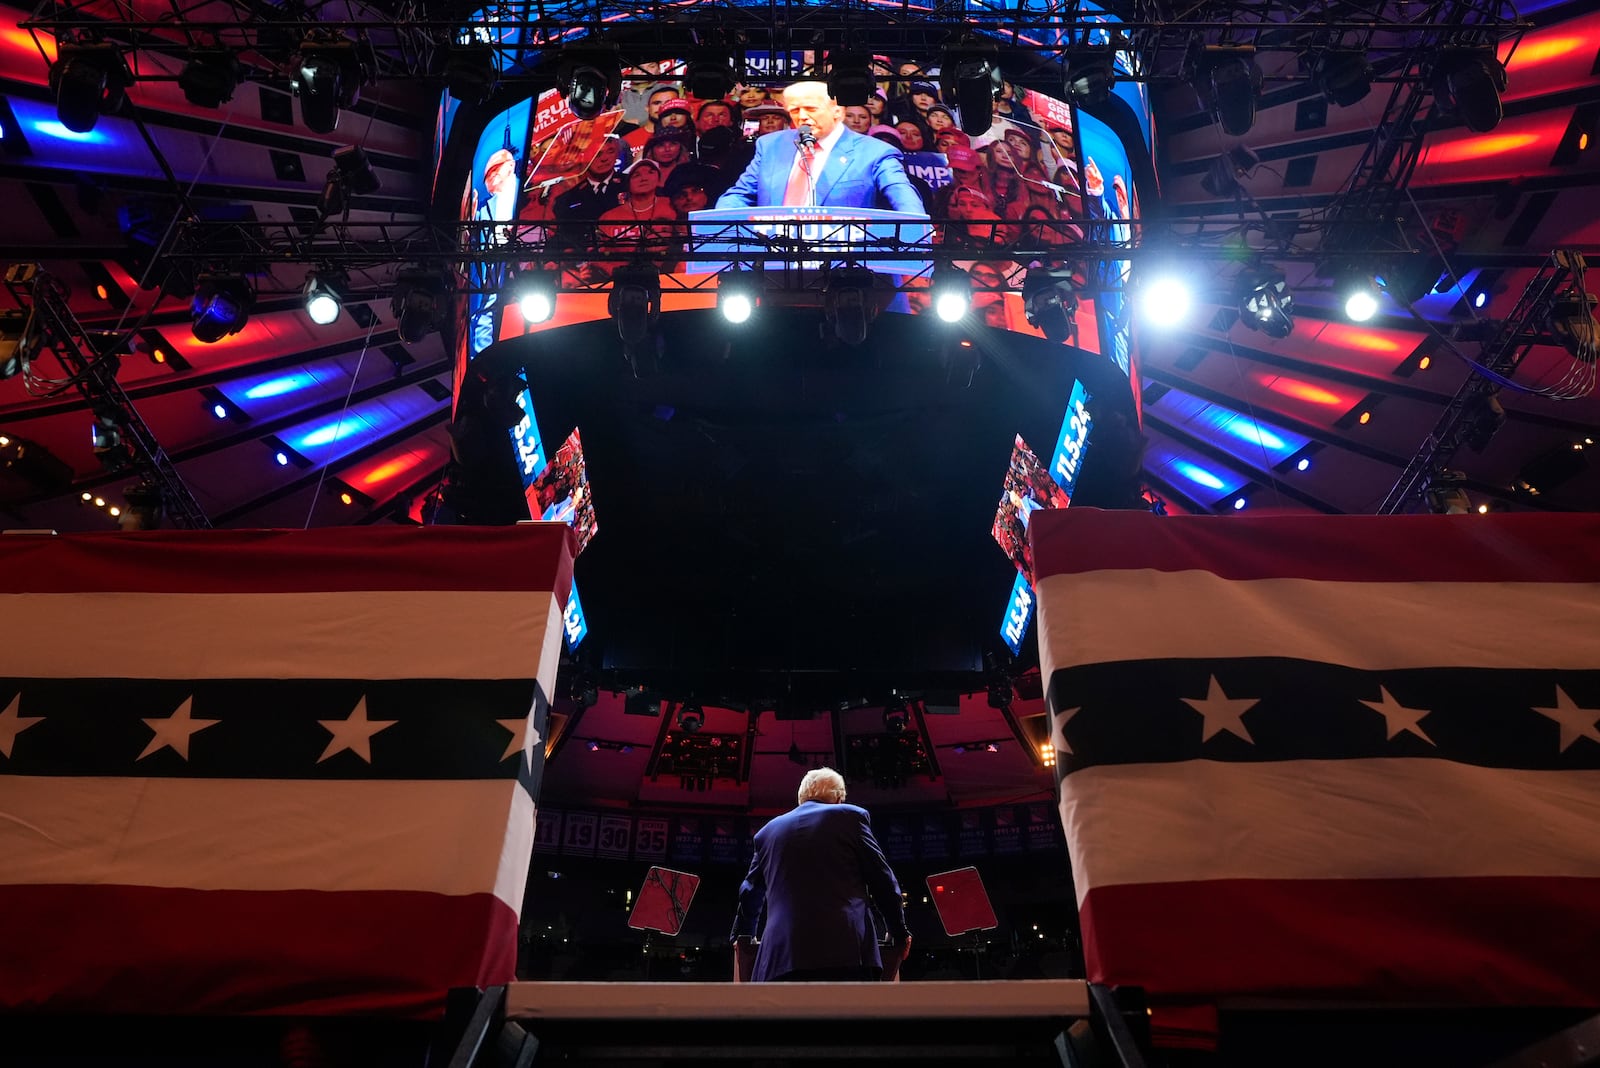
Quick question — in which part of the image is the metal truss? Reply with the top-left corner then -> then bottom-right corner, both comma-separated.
1377,251 -> 1588,516
23,0 -> 1526,87
2,265 -> 212,529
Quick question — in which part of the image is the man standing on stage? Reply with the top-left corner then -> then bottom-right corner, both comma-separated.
715,81 -> 924,213
731,767 -> 912,982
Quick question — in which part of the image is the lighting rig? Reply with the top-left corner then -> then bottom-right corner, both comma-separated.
1379,251 -> 1596,515
1,265 -> 210,528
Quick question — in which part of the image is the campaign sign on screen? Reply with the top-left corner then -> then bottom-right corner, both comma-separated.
1051,379 -> 1094,499
999,570 -> 1036,656
686,206 -> 932,275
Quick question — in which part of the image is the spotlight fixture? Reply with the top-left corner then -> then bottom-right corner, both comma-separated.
883,696 -> 909,734
608,263 -> 662,351
292,33 -> 369,135
1547,289 -> 1599,363
1063,47 -> 1115,105
90,413 -> 124,461
931,266 -> 972,323
716,269 -> 759,324
1138,271 -> 1193,328
1239,267 -> 1294,339
318,145 -> 381,217
1464,393 -> 1506,453
677,702 -> 705,733
513,270 -> 558,324
118,480 -> 166,531
941,41 -> 1003,136
178,46 -> 243,108
826,51 -> 875,107
1425,469 -> 1471,514
302,270 -> 346,326
390,266 -> 449,344
557,45 -> 621,121
1342,276 -> 1381,322
49,40 -> 131,134
685,47 -> 738,101
1192,46 -> 1262,137
445,38 -> 499,105
823,266 -> 878,346
1022,267 -> 1079,342
1310,49 -> 1373,108
190,273 -> 253,343
1433,49 -> 1508,134
1200,145 -> 1260,198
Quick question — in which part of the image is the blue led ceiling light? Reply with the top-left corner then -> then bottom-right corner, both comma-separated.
243,373 -> 317,400
1173,460 -> 1227,492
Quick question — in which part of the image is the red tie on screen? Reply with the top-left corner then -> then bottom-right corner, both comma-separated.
784,142 -> 817,206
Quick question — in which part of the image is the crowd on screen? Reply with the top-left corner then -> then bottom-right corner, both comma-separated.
507,57 -> 1120,299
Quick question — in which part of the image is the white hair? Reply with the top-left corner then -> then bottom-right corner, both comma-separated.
797,766 -> 847,805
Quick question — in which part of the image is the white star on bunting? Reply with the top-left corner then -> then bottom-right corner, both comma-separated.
1050,707 -> 1079,756
1531,687 -> 1600,753
1361,686 -> 1436,746
317,696 -> 397,764
1183,676 -> 1258,744
138,695 -> 218,761
498,715 -> 543,762
0,693 -> 45,759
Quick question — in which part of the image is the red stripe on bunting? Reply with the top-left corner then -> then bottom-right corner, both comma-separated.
0,525 -> 575,600
1080,876 -> 1600,1006
1030,509 -> 1600,584
0,884 -> 518,1018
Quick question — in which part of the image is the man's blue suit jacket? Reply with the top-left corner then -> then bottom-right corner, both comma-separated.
715,128 -> 926,214
733,800 -> 909,982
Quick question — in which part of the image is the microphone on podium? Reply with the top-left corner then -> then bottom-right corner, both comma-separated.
796,126 -> 817,149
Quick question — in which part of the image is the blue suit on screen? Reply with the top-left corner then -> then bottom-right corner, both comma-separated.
715,128 -> 926,215
732,799 -> 909,982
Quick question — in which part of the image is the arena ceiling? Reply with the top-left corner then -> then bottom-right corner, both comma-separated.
1,0 -> 1595,810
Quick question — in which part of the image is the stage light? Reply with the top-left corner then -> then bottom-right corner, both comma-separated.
558,46 -> 621,121
318,145 -> 381,217
826,52 -> 875,107
1465,393 -> 1506,452
302,270 -> 346,326
1547,289 -> 1599,363
1022,268 -> 1078,342
1343,279 -> 1381,323
931,267 -> 972,323
686,48 -> 738,101
1239,267 -> 1294,339
1297,456 -> 1311,472
212,403 -> 228,420
824,266 -> 878,346
390,266 -> 448,344
276,451 -> 290,466
717,269 -> 759,324
510,272 -> 555,325
1426,470 -> 1471,514
678,702 -> 705,733
1232,496 -> 1247,510
90,413 -> 128,469
1311,49 -> 1372,107
190,273 -> 253,343
1139,272 -> 1193,328
941,42 -> 1003,136
49,40 -> 130,134
609,264 -> 661,350
1200,145 -> 1260,198
1433,50 -> 1508,134
445,39 -> 498,105
178,47 -> 242,108
293,33 -> 368,135
118,480 -> 165,531
883,697 -> 908,733
1193,46 -> 1262,137
1064,47 -> 1115,105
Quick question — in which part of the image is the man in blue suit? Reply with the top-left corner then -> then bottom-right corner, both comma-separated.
715,81 -> 926,214
732,767 -> 912,982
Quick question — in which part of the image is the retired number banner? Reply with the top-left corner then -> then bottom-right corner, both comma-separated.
0,524 -> 574,1018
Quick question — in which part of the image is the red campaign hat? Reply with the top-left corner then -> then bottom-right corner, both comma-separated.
936,129 -> 972,147
945,145 -> 981,170
658,98 -> 693,115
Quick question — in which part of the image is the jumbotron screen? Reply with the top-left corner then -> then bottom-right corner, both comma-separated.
453,58 -> 1142,377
